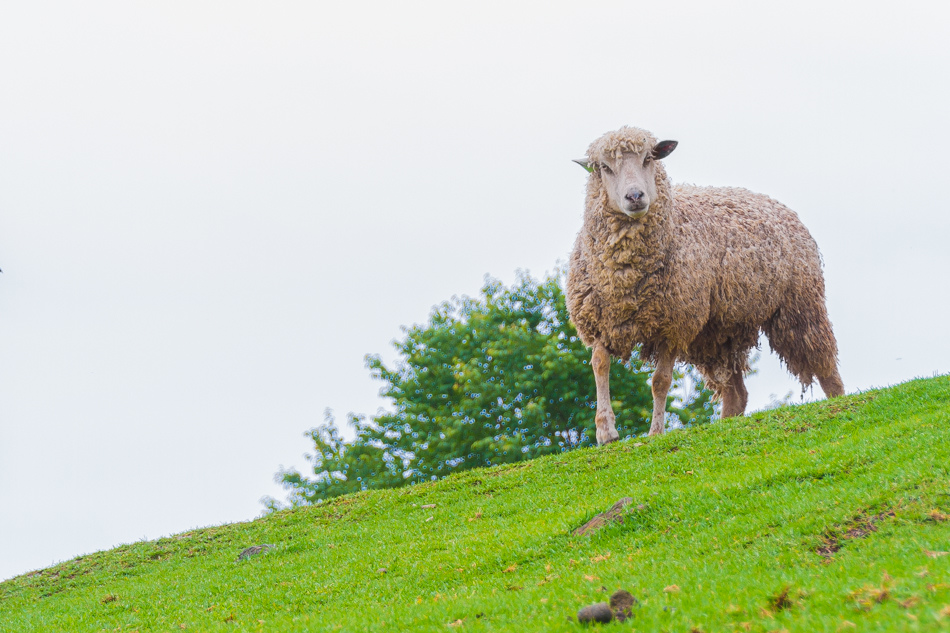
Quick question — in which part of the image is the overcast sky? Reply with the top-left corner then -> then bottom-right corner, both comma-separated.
2,1 -> 948,581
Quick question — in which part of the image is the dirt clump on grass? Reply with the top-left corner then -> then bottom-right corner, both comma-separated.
767,586 -> 802,612
817,509 -> 895,558
610,589 -> 637,621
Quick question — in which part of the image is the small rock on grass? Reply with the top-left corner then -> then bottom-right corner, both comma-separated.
573,498 -> 637,536
577,602 -> 613,624
237,544 -> 274,561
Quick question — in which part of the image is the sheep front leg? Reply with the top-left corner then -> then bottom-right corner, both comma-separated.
650,350 -> 674,435
591,344 -> 620,445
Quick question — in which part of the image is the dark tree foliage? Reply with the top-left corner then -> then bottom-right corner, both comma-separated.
268,272 -> 715,508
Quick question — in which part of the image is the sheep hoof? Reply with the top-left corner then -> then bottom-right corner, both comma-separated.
596,428 -> 620,445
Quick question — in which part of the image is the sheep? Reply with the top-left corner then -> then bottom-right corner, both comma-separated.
566,126 -> 844,443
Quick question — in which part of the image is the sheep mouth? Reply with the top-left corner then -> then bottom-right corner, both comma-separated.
622,206 -> 650,219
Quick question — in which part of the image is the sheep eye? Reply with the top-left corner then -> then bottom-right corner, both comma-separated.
600,163 -> 613,175
643,155 -> 653,166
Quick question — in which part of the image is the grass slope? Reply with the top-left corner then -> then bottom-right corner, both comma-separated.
2,376 -> 950,632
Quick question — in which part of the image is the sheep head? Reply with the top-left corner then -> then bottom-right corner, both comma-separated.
575,127 -> 677,220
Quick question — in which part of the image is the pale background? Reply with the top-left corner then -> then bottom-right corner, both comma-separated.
2,1 -> 948,581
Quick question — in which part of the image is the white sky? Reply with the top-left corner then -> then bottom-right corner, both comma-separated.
2,1 -> 948,581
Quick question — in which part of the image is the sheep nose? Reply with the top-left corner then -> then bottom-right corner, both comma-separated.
625,190 -> 644,203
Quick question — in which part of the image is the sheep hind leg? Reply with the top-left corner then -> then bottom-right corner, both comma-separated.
649,349 -> 675,436
818,368 -> 844,399
720,370 -> 748,419
591,343 -> 619,445
763,309 -> 845,402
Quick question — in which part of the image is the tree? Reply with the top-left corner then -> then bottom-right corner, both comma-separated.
267,271 -> 714,509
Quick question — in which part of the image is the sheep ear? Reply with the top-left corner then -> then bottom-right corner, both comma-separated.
573,158 -> 593,173
652,140 -> 678,160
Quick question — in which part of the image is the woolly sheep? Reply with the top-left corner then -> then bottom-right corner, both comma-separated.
566,126 -> 844,443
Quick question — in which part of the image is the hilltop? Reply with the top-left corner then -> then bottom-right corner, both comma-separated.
2,376 -> 949,632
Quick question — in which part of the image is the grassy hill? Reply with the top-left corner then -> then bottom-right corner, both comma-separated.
2,376 -> 949,632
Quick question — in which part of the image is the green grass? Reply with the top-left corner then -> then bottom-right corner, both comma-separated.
3,376 -> 950,632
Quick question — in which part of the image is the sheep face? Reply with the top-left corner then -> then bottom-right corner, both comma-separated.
580,127 -> 678,220
598,151 -> 663,219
